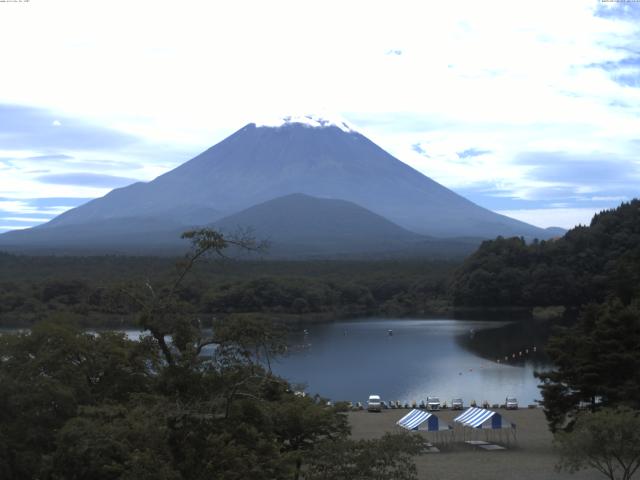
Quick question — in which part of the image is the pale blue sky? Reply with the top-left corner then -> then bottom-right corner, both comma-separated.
0,0 -> 639,232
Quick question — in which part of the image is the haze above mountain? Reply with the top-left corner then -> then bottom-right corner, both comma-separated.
0,115 -> 562,256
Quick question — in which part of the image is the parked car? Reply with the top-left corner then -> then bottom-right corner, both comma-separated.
367,395 -> 382,412
451,398 -> 464,410
426,396 -> 441,411
505,396 -> 518,410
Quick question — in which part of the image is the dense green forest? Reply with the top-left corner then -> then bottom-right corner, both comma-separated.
0,254 -> 456,327
451,200 -> 640,308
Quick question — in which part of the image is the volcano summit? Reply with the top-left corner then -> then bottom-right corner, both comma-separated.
0,115 -> 558,255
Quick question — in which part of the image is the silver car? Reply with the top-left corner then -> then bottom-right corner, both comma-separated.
451,398 -> 464,410
505,396 -> 518,410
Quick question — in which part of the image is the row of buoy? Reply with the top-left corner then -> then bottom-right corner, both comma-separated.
496,346 -> 537,364
454,346 -> 539,376
301,328 -> 536,369
306,329 -> 396,336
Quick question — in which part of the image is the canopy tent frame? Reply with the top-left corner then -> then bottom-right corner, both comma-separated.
396,409 -> 454,445
453,407 -> 517,446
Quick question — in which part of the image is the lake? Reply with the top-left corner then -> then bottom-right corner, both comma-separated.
1,317 -> 551,407
272,318 -> 552,406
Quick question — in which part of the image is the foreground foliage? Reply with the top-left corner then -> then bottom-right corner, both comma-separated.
537,300 -> 640,431
0,229 -> 426,479
304,432 -> 426,480
555,407 -> 640,480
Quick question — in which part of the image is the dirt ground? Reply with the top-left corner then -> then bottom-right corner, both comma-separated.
348,408 -> 603,480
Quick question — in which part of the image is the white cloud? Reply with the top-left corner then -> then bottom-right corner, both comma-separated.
1,217 -> 54,223
0,0 -> 638,230
496,207 -> 601,229
0,200 -> 69,216
0,225 -> 29,231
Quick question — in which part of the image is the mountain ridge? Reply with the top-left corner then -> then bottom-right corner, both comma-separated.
38,120 -> 555,238
0,117 -> 564,255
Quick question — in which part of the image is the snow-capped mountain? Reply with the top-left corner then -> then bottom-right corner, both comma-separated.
253,113 -> 355,132
0,115 -> 558,255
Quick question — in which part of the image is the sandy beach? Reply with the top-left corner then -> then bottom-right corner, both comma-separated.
348,408 -> 603,480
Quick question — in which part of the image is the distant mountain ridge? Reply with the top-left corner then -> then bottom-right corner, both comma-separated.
0,193 -> 481,258
213,193 -> 424,257
0,115 -> 563,256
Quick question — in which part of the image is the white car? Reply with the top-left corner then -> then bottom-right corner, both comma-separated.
426,396 -> 441,411
505,397 -> 518,410
367,395 -> 382,412
451,398 -> 464,410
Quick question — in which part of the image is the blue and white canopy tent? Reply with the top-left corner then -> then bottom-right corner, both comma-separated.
396,409 -> 453,444
453,407 -> 516,444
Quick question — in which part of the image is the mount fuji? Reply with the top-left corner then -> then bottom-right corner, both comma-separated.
0,115 -> 559,256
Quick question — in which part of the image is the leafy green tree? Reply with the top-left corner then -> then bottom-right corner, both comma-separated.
269,395 -> 350,480
303,432 -> 426,480
51,399 -> 180,480
124,228 -> 266,369
537,300 -> 640,431
0,321 -> 155,478
555,407 -> 640,480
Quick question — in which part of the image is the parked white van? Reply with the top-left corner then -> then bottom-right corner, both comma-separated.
427,396 -> 441,411
367,395 -> 382,412
505,396 -> 518,410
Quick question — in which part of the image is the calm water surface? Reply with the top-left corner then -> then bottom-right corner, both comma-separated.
2,317 -> 551,406
272,318 -> 551,405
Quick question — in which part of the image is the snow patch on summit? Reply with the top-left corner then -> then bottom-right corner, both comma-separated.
254,114 -> 355,133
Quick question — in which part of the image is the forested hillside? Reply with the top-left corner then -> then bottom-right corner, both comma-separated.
451,200 -> 640,308
0,255 -> 455,327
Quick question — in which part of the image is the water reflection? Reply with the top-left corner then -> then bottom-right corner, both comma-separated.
273,318 -> 552,405
456,320 -> 551,367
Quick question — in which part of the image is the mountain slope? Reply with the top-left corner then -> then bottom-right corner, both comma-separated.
33,116 -> 554,239
0,217 -> 187,254
212,193 -> 424,256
